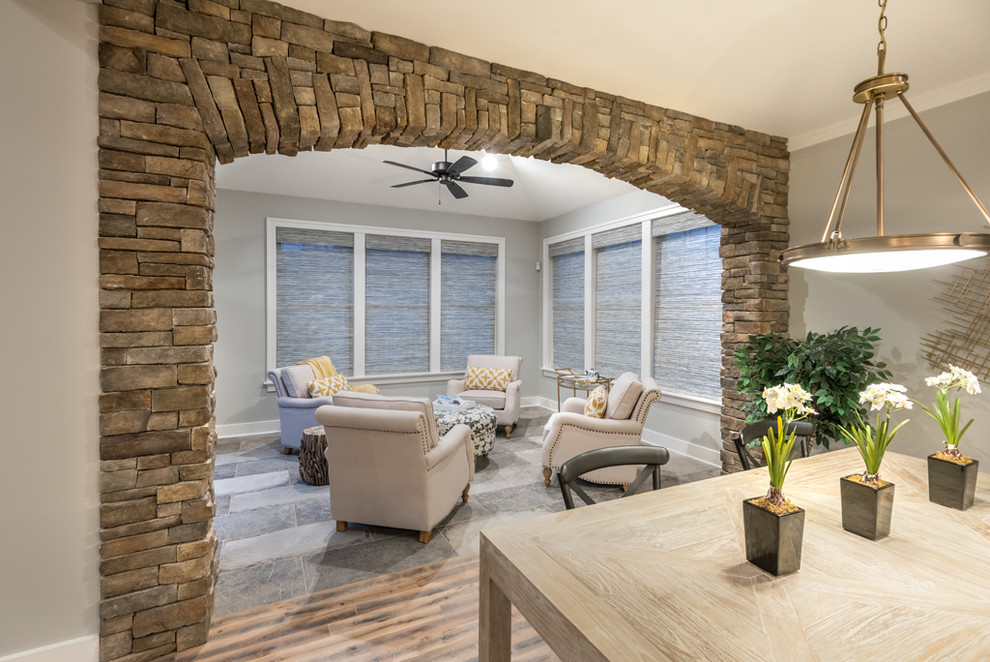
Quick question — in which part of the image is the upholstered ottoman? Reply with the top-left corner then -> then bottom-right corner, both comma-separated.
435,404 -> 498,456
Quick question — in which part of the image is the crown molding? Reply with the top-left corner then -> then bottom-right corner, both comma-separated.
789,72 -> 990,152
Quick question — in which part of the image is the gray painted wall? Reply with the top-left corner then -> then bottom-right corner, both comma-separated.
213,189 -> 543,429
789,91 -> 990,460
1,1 -> 101,657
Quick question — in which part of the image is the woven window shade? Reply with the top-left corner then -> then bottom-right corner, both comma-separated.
592,224 -> 642,248
653,224 -> 722,399
550,240 -> 585,370
365,236 -> 430,374
651,210 -> 712,237
548,237 -> 584,257
274,227 -> 354,373
440,240 -> 498,257
594,231 -> 642,377
440,240 -> 497,370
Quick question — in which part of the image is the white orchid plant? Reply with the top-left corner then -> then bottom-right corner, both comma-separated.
920,365 -> 981,459
758,383 -> 815,508
838,383 -> 911,484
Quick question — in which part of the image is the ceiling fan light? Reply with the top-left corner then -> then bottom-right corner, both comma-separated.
481,154 -> 498,171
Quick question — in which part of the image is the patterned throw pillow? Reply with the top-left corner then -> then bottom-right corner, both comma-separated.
584,385 -> 608,418
464,366 -> 512,392
307,375 -> 350,398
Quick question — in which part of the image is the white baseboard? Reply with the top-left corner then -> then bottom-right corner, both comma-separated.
642,429 -> 722,468
522,396 -> 557,411
216,419 -> 280,439
0,635 -> 98,662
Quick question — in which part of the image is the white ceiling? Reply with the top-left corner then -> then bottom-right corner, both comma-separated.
216,0 -> 990,220
217,147 -> 643,221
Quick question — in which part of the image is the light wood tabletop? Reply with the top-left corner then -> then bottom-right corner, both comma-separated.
479,448 -> 990,661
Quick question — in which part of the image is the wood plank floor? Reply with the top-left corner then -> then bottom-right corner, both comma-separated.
177,553 -> 559,661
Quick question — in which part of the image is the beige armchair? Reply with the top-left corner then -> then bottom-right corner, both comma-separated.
541,373 -> 662,486
446,354 -> 522,437
315,392 -> 474,543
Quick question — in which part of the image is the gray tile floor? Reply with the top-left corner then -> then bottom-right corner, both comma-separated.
211,406 -> 721,616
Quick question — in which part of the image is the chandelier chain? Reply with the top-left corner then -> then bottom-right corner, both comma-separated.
877,0 -> 888,75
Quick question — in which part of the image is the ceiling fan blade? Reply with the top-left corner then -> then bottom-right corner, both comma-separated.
458,176 -> 514,188
391,179 -> 436,188
447,155 -> 478,175
444,180 -> 469,199
383,160 -> 434,177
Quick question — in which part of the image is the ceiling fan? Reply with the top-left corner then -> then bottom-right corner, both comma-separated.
383,149 -> 514,199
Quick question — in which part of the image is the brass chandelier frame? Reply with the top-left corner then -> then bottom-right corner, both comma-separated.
780,0 -> 990,273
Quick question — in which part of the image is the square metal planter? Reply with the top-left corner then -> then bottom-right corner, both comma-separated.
743,498 -> 805,576
840,475 -> 894,540
928,454 -> 979,510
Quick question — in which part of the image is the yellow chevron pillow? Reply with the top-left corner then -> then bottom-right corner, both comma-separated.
307,375 -> 350,398
464,366 -> 512,392
584,385 -> 608,418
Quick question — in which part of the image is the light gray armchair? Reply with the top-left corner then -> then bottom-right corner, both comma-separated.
316,392 -> 474,543
541,372 -> 662,486
446,354 -> 522,437
267,364 -> 334,453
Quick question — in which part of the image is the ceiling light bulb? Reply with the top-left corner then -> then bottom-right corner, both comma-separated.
787,248 -> 987,273
481,154 -> 498,171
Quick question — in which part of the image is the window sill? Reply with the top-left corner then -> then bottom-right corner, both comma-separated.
353,371 -> 462,386
540,367 -> 721,414
265,370 -> 462,392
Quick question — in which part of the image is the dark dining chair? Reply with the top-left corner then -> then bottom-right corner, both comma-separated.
733,419 -> 815,470
557,445 -> 670,509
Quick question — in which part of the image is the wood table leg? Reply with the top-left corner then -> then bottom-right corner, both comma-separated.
479,546 -> 511,662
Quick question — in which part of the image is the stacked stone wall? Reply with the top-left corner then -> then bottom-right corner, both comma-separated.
96,0 -> 790,657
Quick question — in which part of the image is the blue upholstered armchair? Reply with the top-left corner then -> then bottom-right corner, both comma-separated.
267,364 -> 333,453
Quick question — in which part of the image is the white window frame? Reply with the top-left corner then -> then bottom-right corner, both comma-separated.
541,203 -> 721,409
267,217 -> 505,384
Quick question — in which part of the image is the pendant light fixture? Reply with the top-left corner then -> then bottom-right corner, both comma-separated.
780,0 -> 990,273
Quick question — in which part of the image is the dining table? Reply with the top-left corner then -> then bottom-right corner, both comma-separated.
479,448 -> 990,661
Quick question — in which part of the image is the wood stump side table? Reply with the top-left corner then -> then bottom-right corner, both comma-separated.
300,426 -> 329,486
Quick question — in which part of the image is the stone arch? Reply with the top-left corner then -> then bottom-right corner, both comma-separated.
96,0 -> 789,658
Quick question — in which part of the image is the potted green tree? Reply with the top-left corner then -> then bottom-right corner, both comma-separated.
743,383 -> 814,575
837,383 -> 911,540
735,326 -> 892,451
920,365 -> 981,510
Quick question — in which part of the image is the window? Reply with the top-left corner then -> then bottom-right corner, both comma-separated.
653,216 -> 722,400
593,226 -> 642,377
365,235 -> 431,374
440,240 -> 498,370
274,227 -> 354,373
543,208 -> 722,402
549,238 -> 585,370
268,219 -> 504,378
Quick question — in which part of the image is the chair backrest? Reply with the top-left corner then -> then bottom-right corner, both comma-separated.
604,374 -> 661,423
558,445 -> 671,509
466,354 -> 522,382
734,419 -> 815,470
267,364 -> 317,398
316,404 -> 435,498
330,391 -> 439,450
